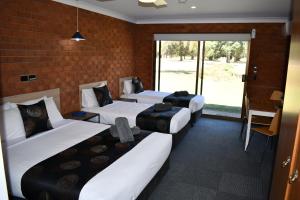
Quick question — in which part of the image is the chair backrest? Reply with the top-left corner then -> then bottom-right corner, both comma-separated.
269,109 -> 282,135
270,90 -> 283,101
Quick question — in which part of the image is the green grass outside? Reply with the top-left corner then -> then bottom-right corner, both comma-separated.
204,104 -> 241,113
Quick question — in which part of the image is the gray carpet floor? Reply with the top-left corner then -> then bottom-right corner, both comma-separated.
149,117 -> 275,200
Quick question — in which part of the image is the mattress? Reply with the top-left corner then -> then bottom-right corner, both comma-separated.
5,119 -> 172,200
121,90 -> 205,113
82,101 -> 191,134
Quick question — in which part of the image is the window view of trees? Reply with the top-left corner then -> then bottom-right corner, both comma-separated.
156,40 -> 249,118
205,41 -> 247,63
161,41 -> 247,63
161,41 -> 198,61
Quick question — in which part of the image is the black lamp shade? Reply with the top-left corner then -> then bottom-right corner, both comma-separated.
71,31 -> 85,41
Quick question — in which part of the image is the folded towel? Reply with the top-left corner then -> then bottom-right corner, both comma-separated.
110,125 -> 141,138
115,117 -> 135,143
110,125 -> 119,138
131,126 -> 141,135
154,103 -> 172,112
174,91 -> 189,97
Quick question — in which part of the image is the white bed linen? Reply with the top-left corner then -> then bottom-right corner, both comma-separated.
82,101 -> 190,134
6,120 -> 110,198
121,90 -> 205,113
80,132 -> 171,200
6,120 -> 172,200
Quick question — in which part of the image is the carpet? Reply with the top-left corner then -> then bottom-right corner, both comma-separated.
149,117 -> 275,200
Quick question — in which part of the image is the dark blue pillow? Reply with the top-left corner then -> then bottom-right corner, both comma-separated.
93,85 -> 113,107
132,77 -> 144,93
18,100 -> 53,138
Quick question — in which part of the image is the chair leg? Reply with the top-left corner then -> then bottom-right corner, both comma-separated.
247,130 -> 254,149
240,118 -> 246,140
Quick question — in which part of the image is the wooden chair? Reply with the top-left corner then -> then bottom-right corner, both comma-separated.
250,109 -> 282,161
240,94 -> 272,140
270,90 -> 283,101
270,90 -> 284,109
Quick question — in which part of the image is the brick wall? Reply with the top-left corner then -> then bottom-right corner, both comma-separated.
134,23 -> 290,108
0,0 -> 290,113
0,0 -> 135,113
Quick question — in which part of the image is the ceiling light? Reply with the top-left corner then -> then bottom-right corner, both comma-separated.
178,0 -> 188,3
71,2 -> 86,42
191,6 -> 196,9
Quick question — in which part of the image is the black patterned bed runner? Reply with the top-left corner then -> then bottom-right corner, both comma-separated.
136,105 -> 182,133
21,129 -> 150,200
163,93 -> 196,108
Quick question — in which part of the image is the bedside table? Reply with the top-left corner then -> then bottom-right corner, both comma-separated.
64,111 -> 100,123
117,98 -> 138,103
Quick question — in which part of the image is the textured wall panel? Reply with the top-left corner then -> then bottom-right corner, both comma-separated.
0,0 -> 135,113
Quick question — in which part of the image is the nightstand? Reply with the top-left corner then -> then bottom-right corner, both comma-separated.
117,98 -> 138,103
64,111 -> 100,123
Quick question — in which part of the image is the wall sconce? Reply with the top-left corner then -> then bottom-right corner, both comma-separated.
251,29 -> 256,39
20,74 -> 37,82
253,65 -> 258,80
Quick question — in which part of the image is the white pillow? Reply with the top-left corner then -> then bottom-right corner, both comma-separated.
0,97 -> 47,146
82,89 -> 98,108
81,83 -> 108,108
44,97 -> 63,125
1,102 -> 12,110
0,107 -> 26,146
8,96 -> 63,126
9,96 -> 47,109
123,80 -> 134,94
22,96 -> 47,105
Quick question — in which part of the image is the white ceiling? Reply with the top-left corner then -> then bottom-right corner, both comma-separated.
54,0 -> 292,24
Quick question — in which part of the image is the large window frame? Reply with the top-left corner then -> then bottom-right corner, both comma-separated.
153,33 -> 251,118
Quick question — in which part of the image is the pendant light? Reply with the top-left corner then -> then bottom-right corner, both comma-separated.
71,3 -> 85,41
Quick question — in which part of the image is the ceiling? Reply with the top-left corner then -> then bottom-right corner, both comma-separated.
54,0 -> 292,24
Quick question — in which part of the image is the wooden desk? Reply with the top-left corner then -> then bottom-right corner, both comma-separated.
244,105 -> 276,151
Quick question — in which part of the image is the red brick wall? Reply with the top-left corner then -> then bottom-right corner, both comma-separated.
0,0 -> 290,113
0,0 -> 135,113
134,23 -> 290,108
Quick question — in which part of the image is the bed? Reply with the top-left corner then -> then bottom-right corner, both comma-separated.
119,77 -> 205,125
80,81 -> 191,135
0,89 -> 172,200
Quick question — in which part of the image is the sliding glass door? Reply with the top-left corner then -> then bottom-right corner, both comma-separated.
156,41 -> 199,93
155,36 -> 249,118
201,41 -> 248,118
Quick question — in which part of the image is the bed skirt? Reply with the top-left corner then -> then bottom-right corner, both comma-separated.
172,121 -> 191,148
191,109 -> 203,126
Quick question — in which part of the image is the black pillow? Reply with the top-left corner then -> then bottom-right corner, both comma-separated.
154,103 -> 172,112
93,85 -> 113,107
132,77 -> 144,93
17,100 -> 53,138
174,91 -> 189,97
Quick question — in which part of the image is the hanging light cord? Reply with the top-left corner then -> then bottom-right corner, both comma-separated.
76,7 -> 79,32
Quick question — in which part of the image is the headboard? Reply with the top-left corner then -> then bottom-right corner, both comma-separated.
0,88 -> 61,110
79,81 -> 107,107
119,76 -> 133,97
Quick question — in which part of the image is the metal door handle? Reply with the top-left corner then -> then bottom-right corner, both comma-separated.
289,170 -> 298,184
282,156 -> 291,168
